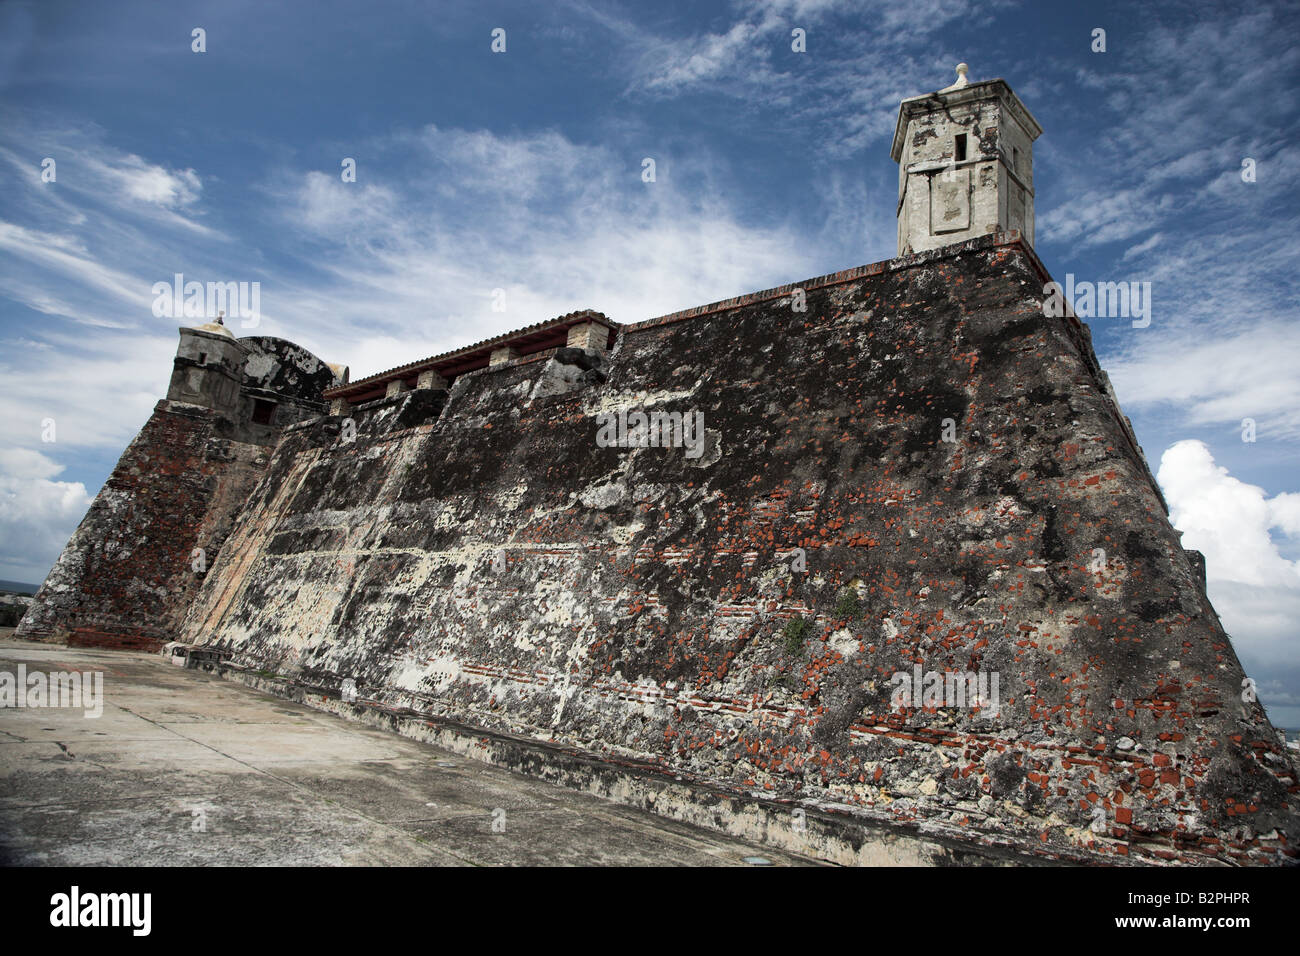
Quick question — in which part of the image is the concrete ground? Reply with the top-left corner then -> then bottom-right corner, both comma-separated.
0,636 -> 819,866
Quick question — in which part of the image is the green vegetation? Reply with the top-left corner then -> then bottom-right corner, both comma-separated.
782,615 -> 810,655
834,588 -> 861,620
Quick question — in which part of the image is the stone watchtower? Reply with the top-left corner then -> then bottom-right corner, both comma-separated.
166,315 -> 249,414
891,64 -> 1042,256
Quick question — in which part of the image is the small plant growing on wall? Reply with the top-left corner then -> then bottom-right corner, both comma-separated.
782,615 -> 810,655
768,671 -> 793,691
833,588 -> 861,621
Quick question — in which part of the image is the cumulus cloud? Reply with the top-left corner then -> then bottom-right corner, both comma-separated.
1269,492 -> 1300,539
1159,440 -> 1300,586
0,448 -> 66,481
0,463 -> 90,585
1157,440 -> 1300,725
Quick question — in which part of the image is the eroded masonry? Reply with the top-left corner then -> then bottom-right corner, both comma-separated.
19,69 -> 1298,865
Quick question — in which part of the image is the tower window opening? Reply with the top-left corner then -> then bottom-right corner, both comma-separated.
954,133 -> 968,162
251,399 -> 275,425
1013,146 -> 1021,175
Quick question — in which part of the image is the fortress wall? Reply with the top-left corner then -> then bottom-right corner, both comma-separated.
18,330 -> 343,651
17,401 -> 271,650
178,238 -> 1298,864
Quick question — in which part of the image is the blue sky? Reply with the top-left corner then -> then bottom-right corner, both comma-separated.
2,0 -> 1298,724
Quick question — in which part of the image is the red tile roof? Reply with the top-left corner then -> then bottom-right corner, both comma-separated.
324,309 -> 616,402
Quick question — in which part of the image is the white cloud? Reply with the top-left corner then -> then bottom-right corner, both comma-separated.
0,471 -> 90,585
0,220 -> 151,310
266,124 -> 831,378
0,329 -> 171,453
1106,318 -> 1300,442
1156,440 -> 1300,724
0,325 -> 184,585
1158,440 -> 1300,588
1120,232 -> 1162,261
90,153 -> 202,208
639,20 -> 773,93
296,173 -> 397,233
0,136 -> 215,237
0,448 -> 66,481
568,0 -> 1005,156
1039,188 -> 1173,248
1268,492 -> 1300,539
0,448 -> 89,582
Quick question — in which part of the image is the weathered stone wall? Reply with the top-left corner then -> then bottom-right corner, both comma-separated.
20,328 -> 343,650
17,401 -> 270,650
178,234 -> 1298,865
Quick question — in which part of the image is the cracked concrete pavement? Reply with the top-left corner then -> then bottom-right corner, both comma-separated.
0,636 -> 820,866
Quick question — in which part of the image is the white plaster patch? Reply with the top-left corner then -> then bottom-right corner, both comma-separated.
585,387 -> 699,416
632,482 -> 668,502
535,577 -> 590,628
608,520 -> 644,544
580,481 -> 627,510
687,429 -> 723,469
498,480 -> 529,512
419,654 -> 462,692
829,628 -> 858,657
243,352 -> 278,381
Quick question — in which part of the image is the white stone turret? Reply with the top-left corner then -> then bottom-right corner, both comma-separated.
891,64 -> 1042,256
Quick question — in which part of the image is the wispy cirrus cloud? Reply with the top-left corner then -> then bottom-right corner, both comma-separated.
0,220 -> 152,315
1107,318 -> 1300,442
264,122 -> 835,371
569,0 -> 1012,156
0,132 -> 216,236
0,113 -> 848,581
1030,2 -> 1300,484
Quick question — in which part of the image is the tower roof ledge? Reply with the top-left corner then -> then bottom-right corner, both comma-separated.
890,76 -> 1043,162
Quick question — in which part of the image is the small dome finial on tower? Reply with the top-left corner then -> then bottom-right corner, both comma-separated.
940,62 -> 969,92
